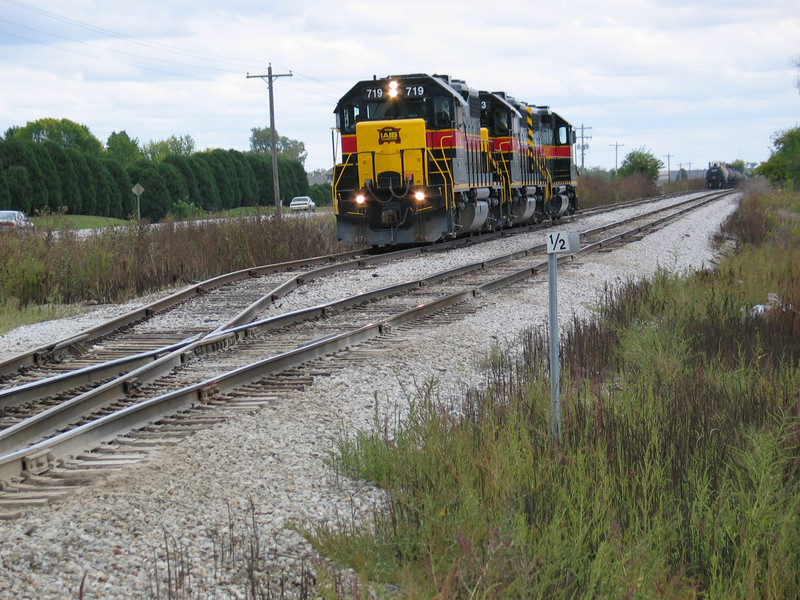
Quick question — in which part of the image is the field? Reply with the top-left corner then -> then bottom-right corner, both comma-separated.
0,210 -> 347,335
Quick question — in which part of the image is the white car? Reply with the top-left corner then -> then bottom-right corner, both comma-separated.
289,196 -> 316,212
0,210 -> 34,231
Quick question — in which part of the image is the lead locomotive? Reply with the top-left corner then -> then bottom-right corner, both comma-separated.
332,73 -> 579,246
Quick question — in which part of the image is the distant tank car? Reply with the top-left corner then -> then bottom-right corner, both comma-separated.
706,162 -> 746,189
331,73 -> 579,246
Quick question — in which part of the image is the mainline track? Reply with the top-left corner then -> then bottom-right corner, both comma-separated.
0,191 -> 734,517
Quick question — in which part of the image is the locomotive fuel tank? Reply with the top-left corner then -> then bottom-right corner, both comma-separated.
550,188 -> 571,218
457,197 -> 490,232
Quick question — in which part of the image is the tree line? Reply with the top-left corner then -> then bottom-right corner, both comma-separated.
0,118 -> 316,221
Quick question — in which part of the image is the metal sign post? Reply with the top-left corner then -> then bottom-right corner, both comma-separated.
132,183 -> 144,221
546,230 -> 580,445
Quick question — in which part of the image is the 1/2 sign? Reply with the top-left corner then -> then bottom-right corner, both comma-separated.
546,231 -> 580,254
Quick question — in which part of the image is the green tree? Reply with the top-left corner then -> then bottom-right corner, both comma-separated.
228,149 -> 259,207
617,147 -> 664,182
276,155 -> 299,205
195,150 -> 236,210
245,153 -> 273,206
0,139 -> 48,212
84,155 -> 114,217
5,166 -> 32,213
157,161 -> 189,207
164,155 -> 201,205
142,134 -> 196,162
756,126 -> 800,188
43,141 -> 81,214
308,182 -> 331,206
187,156 -> 220,212
214,149 -> 242,209
101,158 -> 132,219
730,159 -> 746,173
67,149 -> 93,215
287,157 -> 309,199
243,152 -> 307,206
13,118 -> 103,155
249,127 -> 307,165
30,142 -> 62,212
0,161 -> 11,209
106,131 -> 143,167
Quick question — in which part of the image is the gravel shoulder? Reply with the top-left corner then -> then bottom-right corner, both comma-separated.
0,194 -> 739,599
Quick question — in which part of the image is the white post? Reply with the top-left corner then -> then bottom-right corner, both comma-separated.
545,231 -> 580,445
548,251 -> 562,444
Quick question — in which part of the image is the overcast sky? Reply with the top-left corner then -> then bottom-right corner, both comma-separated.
1,0 -> 798,175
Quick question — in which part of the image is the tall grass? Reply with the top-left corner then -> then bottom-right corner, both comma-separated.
311,187 -> 800,598
580,172 -> 662,208
0,214 -> 349,332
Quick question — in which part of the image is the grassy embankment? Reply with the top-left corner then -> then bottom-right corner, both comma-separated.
309,185 -> 800,598
0,210 -> 347,336
0,175 -> 693,336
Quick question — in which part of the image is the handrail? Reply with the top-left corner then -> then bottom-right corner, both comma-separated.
426,147 -> 454,210
434,135 -> 455,209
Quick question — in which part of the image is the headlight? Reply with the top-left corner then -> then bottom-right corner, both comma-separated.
388,80 -> 399,98
414,190 -> 425,201
355,194 -> 366,205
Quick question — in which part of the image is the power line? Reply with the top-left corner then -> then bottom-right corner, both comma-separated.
0,17 -> 244,76
0,0 -> 345,108
0,25 -> 227,84
0,0 -> 256,70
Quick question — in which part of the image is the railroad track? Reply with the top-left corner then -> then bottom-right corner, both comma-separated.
0,190 -> 733,518
0,189 -> 683,386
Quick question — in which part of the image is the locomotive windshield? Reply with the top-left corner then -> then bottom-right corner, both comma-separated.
338,94 -> 453,134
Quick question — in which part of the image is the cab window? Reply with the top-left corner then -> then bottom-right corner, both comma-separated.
340,102 -> 361,134
540,126 -> 554,146
432,96 -> 452,128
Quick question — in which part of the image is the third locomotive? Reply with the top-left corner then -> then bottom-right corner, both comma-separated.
332,73 -> 579,246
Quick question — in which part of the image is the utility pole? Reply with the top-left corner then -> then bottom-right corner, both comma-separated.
664,153 -> 673,182
578,124 -> 592,170
247,64 -> 293,219
609,142 -> 624,176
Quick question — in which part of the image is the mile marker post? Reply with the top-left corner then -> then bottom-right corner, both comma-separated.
546,230 -> 580,445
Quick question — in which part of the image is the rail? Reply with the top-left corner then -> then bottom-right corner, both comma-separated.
0,191 -> 734,486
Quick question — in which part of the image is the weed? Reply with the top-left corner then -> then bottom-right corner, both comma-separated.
308,187 -> 800,598
0,214 -> 350,332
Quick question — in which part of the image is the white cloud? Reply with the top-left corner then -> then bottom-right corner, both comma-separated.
0,0 -> 798,172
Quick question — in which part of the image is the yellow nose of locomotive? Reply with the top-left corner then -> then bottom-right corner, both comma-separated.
355,118 -> 426,189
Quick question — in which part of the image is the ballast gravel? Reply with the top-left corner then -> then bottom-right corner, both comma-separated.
0,194 -> 740,599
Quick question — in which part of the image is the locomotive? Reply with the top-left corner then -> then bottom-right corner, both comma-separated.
706,162 -> 746,189
332,73 -> 579,246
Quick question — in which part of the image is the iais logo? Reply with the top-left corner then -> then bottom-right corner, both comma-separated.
377,126 -> 401,145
